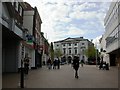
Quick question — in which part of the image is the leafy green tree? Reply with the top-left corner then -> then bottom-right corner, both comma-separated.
84,46 -> 96,59
54,48 -> 62,58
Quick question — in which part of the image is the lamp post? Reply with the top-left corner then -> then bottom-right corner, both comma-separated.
20,44 -> 24,88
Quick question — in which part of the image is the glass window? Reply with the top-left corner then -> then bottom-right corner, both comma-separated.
15,2 -> 18,11
118,30 -> 120,40
82,43 -> 84,45
106,26 -> 119,47
74,43 -> 77,46
63,44 -> 65,46
63,48 -> 66,54
19,6 -> 23,16
81,47 -> 85,49
12,2 -> 14,6
75,49 -> 77,54
82,49 -> 84,53
69,49 -> 71,54
69,43 -> 71,46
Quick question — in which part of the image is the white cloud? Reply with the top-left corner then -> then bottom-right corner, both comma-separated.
66,26 -> 86,36
51,25 -> 87,42
69,11 -> 98,20
72,2 -> 97,12
23,0 -> 110,43
92,35 -> 102,50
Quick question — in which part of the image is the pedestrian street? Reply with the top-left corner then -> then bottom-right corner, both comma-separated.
2,64 -> 118,88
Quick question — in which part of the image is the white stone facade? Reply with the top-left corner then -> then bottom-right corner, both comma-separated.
54,37 -> 93,63
103,1 -> 120,66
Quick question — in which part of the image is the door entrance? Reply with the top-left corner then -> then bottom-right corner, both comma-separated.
110,54 -> 116,66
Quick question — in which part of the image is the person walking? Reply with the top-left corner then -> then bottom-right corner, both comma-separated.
47,58 -> 52,69
53,59 -> 57,69
72,56 -> 80,79
24,53 -> 30,74
99,60 -> 103,70
57,57 -> 60,69
81,59 -> 84,67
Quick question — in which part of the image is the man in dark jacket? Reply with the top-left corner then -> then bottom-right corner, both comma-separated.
47,58 -> 52,69
24,53 -> 30,74
73,56 -> 79,78
57,57 -> 60,69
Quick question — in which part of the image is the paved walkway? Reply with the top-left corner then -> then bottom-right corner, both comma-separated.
2,65 -> 118,88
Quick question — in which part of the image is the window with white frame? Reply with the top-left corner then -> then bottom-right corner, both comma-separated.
63,48 -> 66,54
74,43 -> 77,46
12,2 -> 14,6
63,44 -> 65,46
19,5 -> 23,16
69,43 -> 71,46
82,43 -> 84,45
74,48 -> 77,54
15,2 -> 18,11
69,48 -> 71,54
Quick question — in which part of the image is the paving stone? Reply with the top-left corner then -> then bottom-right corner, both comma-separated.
2,65 -> 118,88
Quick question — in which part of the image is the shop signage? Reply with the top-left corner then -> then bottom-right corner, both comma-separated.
26,34 -> 33,43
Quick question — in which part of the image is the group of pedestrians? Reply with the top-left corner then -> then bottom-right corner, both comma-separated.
47,56 -> 81,79
47,57 -> 60,70
99,60 -> 109,70
23,54 -> 110,80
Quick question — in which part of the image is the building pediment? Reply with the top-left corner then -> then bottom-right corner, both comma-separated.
54,37 -> 85,43
63,38 -> 75,42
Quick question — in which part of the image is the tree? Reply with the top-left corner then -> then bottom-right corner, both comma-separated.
84,46 -> 96,60
54,48 -> 62,58
50,42 -> 54,62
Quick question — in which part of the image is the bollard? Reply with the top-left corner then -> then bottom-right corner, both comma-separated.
20,67 -> 24,88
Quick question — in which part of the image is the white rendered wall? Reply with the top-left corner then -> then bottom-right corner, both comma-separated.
30,50 -> 35,68
104,1 -> 119,53
23,11 -> 34,35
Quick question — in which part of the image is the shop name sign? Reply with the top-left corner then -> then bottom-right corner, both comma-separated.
26,34 -> 33,43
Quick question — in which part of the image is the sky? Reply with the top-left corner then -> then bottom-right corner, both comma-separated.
23,0 -> 112,48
